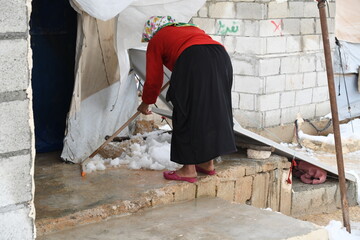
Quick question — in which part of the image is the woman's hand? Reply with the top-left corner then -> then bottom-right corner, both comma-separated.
137,102 -> 152,115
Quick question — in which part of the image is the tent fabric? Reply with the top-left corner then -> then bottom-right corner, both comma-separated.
335,0 -> 360,43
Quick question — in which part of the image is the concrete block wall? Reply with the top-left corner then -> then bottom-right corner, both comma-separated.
193,0 -> 335,129
0,0 -> 36,239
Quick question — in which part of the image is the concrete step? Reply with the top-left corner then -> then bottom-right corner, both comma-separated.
37,197 -> 328,240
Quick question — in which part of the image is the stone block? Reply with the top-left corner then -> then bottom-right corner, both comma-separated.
295,88 -> 313,106
267,169 -> 281,212
285,73 -> 303,91
312,86 -> 329,103
0,154 -> 33,208
232,92 -> 239,109
303,35 -> 321,51
299,104 -> 316,120
242,20 -> 259,37
264,109 -> 281,127
268,2 -> 289,19
304,2 -> 320,18
280,91 -> 295,108
209,2 -> 236,18
235,37 -> 266,55
281,106 -> 300,125
282,19 -> 300,35
216,166 -> 246,180
233,110 -> 263,129
265,75 -> 285,93
234,176 -> 253,204
286,36 -> 301,53
196,178 -> 216,198
266,37 -> 287,54
259,20 -> 283,37
239,93 -> 255,111
216,180 -> 235,202
234,75 -> 264,94
0,207 -> 34,240
258,58 -> 280,77
0,39 -> 29,93
251,172 -> 269,208
192,18 -> 216,34
281,56 -> 299,74
288,2 -> 304,18
236,2 -> 267,20
315,53 -> 325,71
232,58 -> 257,76
315,101 -> 330,117
216,19 -> 241,36
223,36 -> 236,53
174,183 -> 196,202
197,4 -> 208,18
258,93 -> 280,111
301,19 -> 315,35
303,72 -> 317,88
150,189 -> 174,207
0,100 -> 31,153
279,169 -> 292,215
0,0 -> 27,33
317,71 -> 328,87
299,55 -> 316,72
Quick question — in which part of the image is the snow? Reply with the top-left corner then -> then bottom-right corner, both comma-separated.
326,221 -> 360,240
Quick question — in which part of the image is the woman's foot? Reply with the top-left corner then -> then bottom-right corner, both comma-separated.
196,160 -> 216,175
163,165 -> 197,183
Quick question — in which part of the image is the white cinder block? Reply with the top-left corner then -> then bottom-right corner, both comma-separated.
265,75 -> 286,93
299,55 -> 316,72
295,88 -> 313,106
236,2 -> 267,20
299,104 -> 316,119
259,58 -> 280,76
259,20 -> 283,37
281,106 -> 300,125
315,101 -> 331,117
280,91 -> 296,108
232,92 -> 240,109
315,53 -> 325,71
266,37 -> 287,54
268,2 -> 288,18
192,18 -> 216,34
233,109 -> 263,128
209,2 -> 236,18
239,93 -> 255,110
0,101 -> 31,153
0,154 -> 32,208
288,2 -> 304,18
243,20 -> 259,37
303,72 -> 317,88
304,2 -> 320,18
223,37 -> 236,53
264,109 -> 281,127
285,74 -> 303,91
282,19 -> 300,35
232,58 -> 257,76
302,35 -> 321,51
317,71 -> 328,86
0,0 -> 27,33
301,19 -> 315,35
286,36 -> 301,53
235,37 -> 266,55
312,86 -> 329,102
197,4 -> 208,18
0,39 -> 29,93
258,93 -> 280,111
216,19 -> 242,36
234,75 -> 264,94
0,207 -> 34,240
281,56 -> 299,74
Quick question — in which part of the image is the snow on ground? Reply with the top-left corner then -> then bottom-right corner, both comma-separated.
326,221 -> 360,240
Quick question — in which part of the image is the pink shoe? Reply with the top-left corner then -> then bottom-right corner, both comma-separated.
195,166 -> 216,176
163,171 -> 197,183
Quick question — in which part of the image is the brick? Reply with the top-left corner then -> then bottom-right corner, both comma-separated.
243,20 -> 259,37
299,104 -> 316,119
268,2 -> 288,19
285,73 -> 303,91
317,71 -> 328,86
0,39 -> 29,93
192,18 -> 216,34
0,100 -> 31,153
288,2 -> 304,18
282,19 -> 300,35
299,55 -> 316,72
258,93 -> 280,111
239,93 -> 255,111
286,36 -> 301,53
174,183 -> 196,202
209,2 -> 236,18
232,58 -> 257,75
236,2 -> 267,20
234,75 -> 264,94
216,180 -> 235,202
303,72 -> 317,88
259,58 -> 280,76
295,88 -> 313,106
264,109 -> 281,127
312,86 -> 329,102
303,35 -> 321,51
233,109 -> 263,128
235,37 -> 266,55
280,169 -> 292,215
281,106 -> 300,124
304,2 -> 320,18
216,19 -> 241,36
281,56 -> 299,74
0,207 -> 34,240
315,101 -> 331,117
280,91 -> 295,108
301,19 -> 315,35
232,92 -> 239,109
196,178 -> 216,198
251,172 -> 269,208
259,20 -> 283,37
266,37 -> 286,54
234,176 -> 253,204
0,0 -> 27,33
265,75 -> 285,93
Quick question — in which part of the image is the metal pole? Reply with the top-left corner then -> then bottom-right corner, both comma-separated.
317,0 -> 351,233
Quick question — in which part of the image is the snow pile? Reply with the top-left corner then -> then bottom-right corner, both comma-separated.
326,220 -> 360,240
84,130 -> 181,173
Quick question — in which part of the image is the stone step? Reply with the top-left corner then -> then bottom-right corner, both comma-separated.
37,197 -> 328,240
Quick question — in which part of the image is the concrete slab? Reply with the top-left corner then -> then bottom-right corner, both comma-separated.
37,198 -> 328,240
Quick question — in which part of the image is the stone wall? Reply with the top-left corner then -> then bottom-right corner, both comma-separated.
193,0 -> 335,129
0,0 -> 36,239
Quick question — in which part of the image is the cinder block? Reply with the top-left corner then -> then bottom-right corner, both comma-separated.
288,2 -> 304,18
233,109 -> 263,128
259,20 -> 283,37
282,19 -> 300,35
301,19 -> 315,35
281,56 -> 299,74
258,58 -> 280,76
0,207 -> 34,240
0,100 -> 31,153
299,55 -> 316,72
234,176 -> 253,204
285,73 -> 303,91
0,0 -> 27,33
231,92 -> 239,109
280,169 -> 292,215
243,20 -> 259,37
251,172 -> 269,208
303,72 -> 317,88
266,37 -> 286,54
286,36 -> 301,53
0,39 -> 29,93
281,106 -> 300,125
280,91 -> 295,108
0,154 -> 33,208
264,109 -> 281,127
317,71 -> 328,86
215,19 -> 241,36
192,18 -> 216,34
209,2 -> 236,18
239,93 -> 255,111
232,58 -> 257,76
295,88 -> 313,106
197,4 -> 208,18
267,169 -> 281,212
216,180 -> 235,202
236,2 -> 267,20
174,183 -> 196,202
235,37 -> 266,55
196,178 -> 216,198
223,36 -> 236,53
258,93 -> 280,111
234,75 -> 264,94
265,75 -> 285,93
315,101 -> 330,117
312,86 -> 329,102
303,35 -> 321,51
299,104 -> 316,119
315,53 -> 325,71
268,2 -> 289,19
304,2 -> 320,18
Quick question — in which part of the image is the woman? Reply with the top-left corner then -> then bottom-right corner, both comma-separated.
137,16 -> 236,183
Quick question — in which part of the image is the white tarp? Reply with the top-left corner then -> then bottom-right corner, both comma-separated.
62,0 -> 206,163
